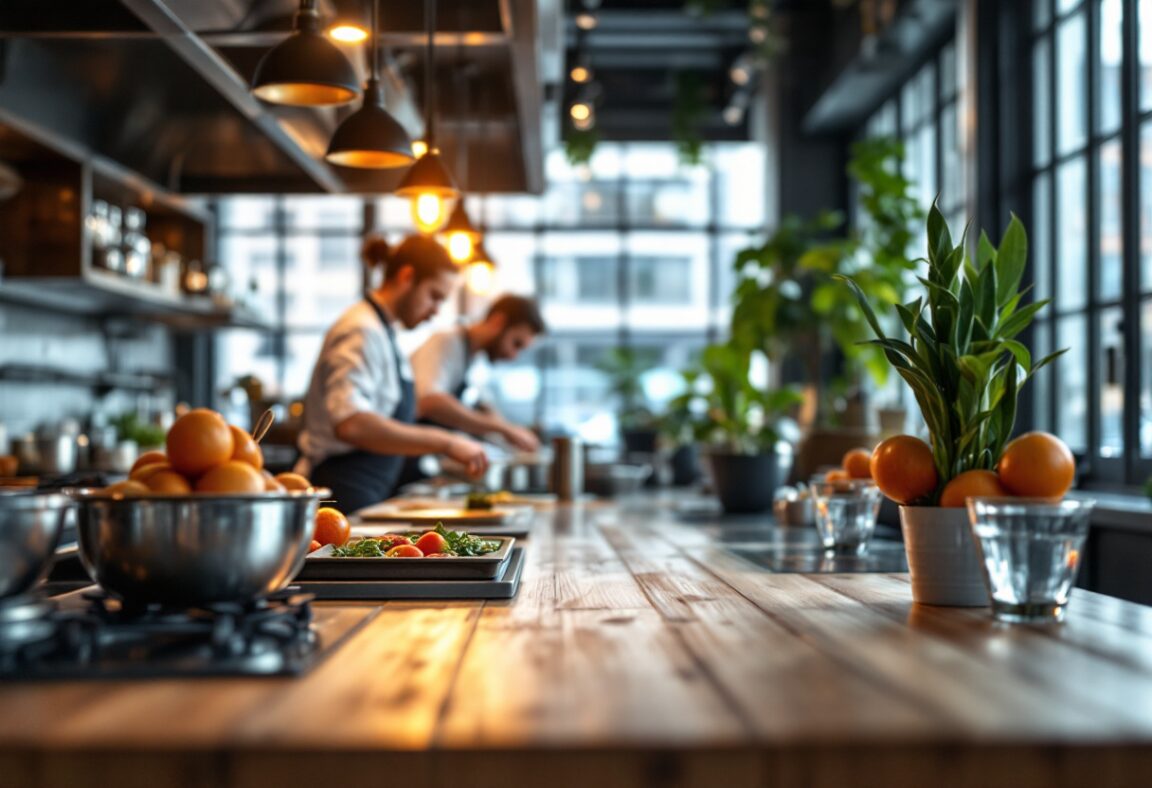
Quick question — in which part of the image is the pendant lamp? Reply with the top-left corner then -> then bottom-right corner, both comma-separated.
252,0 -> 361,107
396,0 -> 459,234
441,64 -> 480,262
465,240 -> 496,295
325,0 -> 415,168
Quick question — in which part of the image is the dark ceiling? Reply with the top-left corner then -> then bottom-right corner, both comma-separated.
561,0 -> 757,143
0,0 -> 545,194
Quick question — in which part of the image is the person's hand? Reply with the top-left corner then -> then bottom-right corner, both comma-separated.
444,434 -> 489,478
501,424 -> 541,453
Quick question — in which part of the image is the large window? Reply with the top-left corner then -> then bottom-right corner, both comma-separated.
213,142 -> 764,444
1029,0 -> 1150,486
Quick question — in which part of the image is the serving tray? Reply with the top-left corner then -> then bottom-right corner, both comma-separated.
297,536 -> 515,581
294,548 -> 526,601
356,501 -> 517,525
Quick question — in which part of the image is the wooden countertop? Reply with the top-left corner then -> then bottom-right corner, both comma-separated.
4,497 -> 1152,788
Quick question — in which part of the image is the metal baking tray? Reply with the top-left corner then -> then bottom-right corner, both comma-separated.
297,536 -> 515,581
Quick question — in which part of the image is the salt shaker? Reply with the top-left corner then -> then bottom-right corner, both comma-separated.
549,436 -> 584,501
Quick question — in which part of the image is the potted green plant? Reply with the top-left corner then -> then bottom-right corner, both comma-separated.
676,341 -> 802,513
730,138 -> 921,434
840,203 -> 1065,605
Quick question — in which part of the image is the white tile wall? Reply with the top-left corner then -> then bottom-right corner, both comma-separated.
0,302 -> 174,440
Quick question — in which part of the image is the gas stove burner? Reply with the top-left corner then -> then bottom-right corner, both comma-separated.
0,588 -> 327,680
0,593 -> 60,651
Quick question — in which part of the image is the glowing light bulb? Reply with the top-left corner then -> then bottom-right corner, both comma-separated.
570,102 -> 591,122
411,139 -> 428,158
575,12 -> 598,30
447,231 -> 475,263
328,24 -> 368,43
412,193 -> 447,234
466,260 -> 495,295
570,65 -> 591,83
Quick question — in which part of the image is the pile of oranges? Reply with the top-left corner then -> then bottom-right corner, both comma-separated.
828,431 -> 1076,507
102,408 -> 315,496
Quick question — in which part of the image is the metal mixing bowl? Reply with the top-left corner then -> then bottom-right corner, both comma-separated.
68,489 -> 329,607
0,491 -> 71,599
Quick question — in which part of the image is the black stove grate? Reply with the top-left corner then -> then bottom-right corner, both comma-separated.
0,589 -> 328,680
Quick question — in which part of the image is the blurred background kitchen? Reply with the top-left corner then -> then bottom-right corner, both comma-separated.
0,0 -> 1150,518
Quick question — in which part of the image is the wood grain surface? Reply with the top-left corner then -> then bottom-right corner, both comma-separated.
3,495 -> 1152,788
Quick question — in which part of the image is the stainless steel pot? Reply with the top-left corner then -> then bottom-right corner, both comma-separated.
68,489 -> 328,607
0,491 -> 71,599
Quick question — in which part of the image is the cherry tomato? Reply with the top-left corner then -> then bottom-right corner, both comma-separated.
415,531 -> 449,555
385,544 -> 424,558
375,534 -> 413,548
308,540 -> 322,553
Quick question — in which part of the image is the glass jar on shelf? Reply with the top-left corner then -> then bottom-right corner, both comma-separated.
123,207 -> 152,280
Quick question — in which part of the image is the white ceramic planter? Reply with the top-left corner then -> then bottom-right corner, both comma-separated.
899,506 -> 989,607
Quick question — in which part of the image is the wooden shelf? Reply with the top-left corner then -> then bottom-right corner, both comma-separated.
0,363 -> 171,394
0,272 -> 273,331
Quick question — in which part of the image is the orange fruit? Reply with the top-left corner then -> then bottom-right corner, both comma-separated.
275,472 -> 312,491
997,431 -> 1075,499
939,470 -> 1009,508
166,409 -> 235,477
313,507 -> 351,546
842,448 -> 873,479
229,425 -> 264,471
261,469 -> 286,492
194,460 -> 265,494
145,470 -> 193,495
130,462 -> 172,482
870,435 -> 939,505
824,469 -> 851,482
104,480 -> 149,497
130,451 -> 168,474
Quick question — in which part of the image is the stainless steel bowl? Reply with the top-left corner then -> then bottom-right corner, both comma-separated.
68,489 -> 329,607
0,491 -> 71,599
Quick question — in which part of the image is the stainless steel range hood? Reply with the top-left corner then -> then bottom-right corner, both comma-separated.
0,0 -> 550,194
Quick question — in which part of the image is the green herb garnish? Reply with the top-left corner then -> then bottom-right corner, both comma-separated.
327,525 -> 499,558
330,539 -> 392,557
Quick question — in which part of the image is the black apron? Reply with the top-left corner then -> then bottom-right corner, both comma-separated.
310,296 -> 415,513
397,327 -> 474,488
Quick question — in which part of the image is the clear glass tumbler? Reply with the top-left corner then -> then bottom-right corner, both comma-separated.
811,479 -> 882,556
966,497 -> 1096,624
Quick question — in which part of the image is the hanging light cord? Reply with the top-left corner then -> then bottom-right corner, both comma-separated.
425,0 -> 437,146
370,0 -> 380,82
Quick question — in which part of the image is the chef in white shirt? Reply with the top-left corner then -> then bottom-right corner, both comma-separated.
296,234 -> 488,513
409,294 -> 546,452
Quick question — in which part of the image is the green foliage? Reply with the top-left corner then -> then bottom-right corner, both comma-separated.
728,138 -> 921,405
839,203 -> 1065,501
596,347 -> 658,430
672,72 -> 707,167
662,341 -> 802,454
111,412 -> 166,449
564,127 -> 599,167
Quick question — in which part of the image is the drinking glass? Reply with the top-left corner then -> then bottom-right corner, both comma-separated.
966,497 -> 1096,624
810,479 -> 882,555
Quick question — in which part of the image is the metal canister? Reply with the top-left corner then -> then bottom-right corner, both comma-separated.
549,436 -> 584,501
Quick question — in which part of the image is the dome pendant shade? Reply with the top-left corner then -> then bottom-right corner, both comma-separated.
251,5 -> 361,106
395,150 -> 459,199
441,200 -> 479,240
325,81 -> 416,168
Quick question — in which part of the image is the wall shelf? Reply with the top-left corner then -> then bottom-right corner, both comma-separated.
0,363 -> 172,394
0,273 -> 272,331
